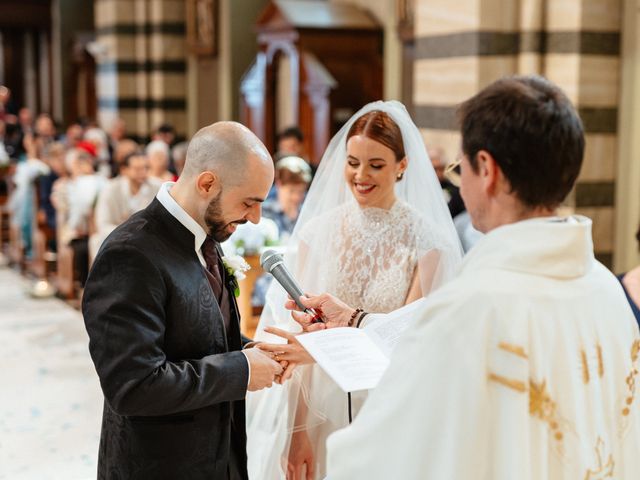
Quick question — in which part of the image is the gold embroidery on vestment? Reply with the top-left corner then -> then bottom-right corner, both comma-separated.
487,373 -> 527,393
581,350 -> 590,384
632,340 -> 640,363
622,339 -> 640,417
498,342 -> 528,359
584,437 -> 614,479
596,344 -> 604,378
529,379 -> 563,443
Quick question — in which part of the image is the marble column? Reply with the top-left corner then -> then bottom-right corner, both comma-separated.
94,0 -> 187,142
412,0 -> 622,267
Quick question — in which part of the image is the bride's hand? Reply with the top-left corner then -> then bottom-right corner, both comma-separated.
287,430 -> 314,480
257,327 -> 314,382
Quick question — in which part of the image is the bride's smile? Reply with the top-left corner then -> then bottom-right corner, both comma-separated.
354,183 -> 375,194
345,134 -> 407,210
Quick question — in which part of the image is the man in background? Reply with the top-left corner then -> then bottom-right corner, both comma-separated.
275,126 -> 305,159
429,146 -> 465,218
89,151 -> 161,260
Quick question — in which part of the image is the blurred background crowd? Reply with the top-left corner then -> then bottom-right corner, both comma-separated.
0,0 -> 639,329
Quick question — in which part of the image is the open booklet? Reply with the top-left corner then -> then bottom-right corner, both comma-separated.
296,300 -> 424,392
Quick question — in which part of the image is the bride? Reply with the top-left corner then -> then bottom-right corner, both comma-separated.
246,101 -> 462,479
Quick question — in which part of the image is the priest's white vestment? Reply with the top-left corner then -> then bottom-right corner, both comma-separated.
326,216 -> 640,479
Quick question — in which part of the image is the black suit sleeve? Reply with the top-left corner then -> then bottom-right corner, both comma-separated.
82,244 -> 249,417
446,186 -> 466,218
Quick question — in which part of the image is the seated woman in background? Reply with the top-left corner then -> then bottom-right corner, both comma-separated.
145,140 -> 175,182
619,222 -> 640,327
230,156 -> 312,308
262,156 -> 312,243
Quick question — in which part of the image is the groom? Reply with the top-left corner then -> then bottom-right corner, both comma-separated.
82,122 -> 283,479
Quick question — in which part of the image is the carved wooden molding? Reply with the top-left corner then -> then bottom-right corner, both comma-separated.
186,0 -> 218,56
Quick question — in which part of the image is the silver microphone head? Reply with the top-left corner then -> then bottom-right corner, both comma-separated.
260,249 -> 283,272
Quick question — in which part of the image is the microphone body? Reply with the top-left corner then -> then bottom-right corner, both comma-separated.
260,250 -> 324,323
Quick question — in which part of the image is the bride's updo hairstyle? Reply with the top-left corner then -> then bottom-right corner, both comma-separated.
346,110 -> 406,162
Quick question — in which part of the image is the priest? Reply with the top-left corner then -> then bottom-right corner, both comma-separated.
279,75 -> 640,479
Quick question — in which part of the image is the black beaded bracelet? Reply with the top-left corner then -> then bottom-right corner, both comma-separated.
356,311 -> 369,328
348,308 -> 363,327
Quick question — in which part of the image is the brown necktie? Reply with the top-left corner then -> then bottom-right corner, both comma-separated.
201,236 -> 232,333
201,236 -> 223,301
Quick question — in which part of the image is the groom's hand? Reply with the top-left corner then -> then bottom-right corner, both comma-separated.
285,293 -> 356,331
244,348 -> 283,391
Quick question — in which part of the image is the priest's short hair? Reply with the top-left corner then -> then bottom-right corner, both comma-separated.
457,75 -> 584,209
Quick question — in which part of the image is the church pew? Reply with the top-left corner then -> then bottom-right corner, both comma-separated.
237,254 -> 263,339
55,242 -> 75,299
7,220 -> 24,270
0,165 -> 13,252
54,207 -> 76,300
55,207 -> 96,301
29,179 -> 56,281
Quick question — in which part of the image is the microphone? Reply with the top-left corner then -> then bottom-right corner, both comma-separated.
260,249 -> 324,323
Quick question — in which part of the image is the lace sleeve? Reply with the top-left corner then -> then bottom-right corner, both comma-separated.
296,204 -> 344,246
296,215 -> 315,246
408,205 -> 460,295
407,205 -> 445,254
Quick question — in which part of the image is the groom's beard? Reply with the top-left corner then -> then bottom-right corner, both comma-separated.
204,193 -> 247,242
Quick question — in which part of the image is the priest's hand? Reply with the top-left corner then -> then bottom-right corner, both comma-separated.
244,348 -> 283,391
288,429 -> 314,480
285,293 -> 356,331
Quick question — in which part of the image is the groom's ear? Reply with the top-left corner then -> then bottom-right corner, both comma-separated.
196,171 -> 222,198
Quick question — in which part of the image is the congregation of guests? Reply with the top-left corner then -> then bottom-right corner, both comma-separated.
0,85 -> 185,295
0,93 -> 316,303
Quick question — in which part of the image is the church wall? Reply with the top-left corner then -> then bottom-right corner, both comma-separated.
94,0 -> 187,142
412,0 -> 623,268
331,0 -> 403,101
93,0 -> 269,138
228,0 -> 269,121
54,0 -> 95,125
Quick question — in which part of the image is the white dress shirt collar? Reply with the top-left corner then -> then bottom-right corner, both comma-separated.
156,182 -> 207,266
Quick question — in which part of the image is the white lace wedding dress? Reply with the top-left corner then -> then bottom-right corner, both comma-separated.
278,200 -> 435,479
246,100 -> 463,480
246,200 -> 437,480
316,201 -> 430,312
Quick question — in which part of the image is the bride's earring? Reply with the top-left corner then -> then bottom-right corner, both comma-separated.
396,172 -> 404,181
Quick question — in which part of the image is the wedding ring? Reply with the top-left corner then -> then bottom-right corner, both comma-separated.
274,354 -> 280,362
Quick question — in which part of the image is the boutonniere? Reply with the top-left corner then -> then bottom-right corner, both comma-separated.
221,255 -> 250,297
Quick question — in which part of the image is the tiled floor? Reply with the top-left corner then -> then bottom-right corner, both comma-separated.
0,268 -> 101,480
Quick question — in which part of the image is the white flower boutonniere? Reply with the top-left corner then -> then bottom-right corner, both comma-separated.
221,255 -> 251,297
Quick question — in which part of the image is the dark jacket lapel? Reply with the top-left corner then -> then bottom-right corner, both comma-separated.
147,198 -> 234,351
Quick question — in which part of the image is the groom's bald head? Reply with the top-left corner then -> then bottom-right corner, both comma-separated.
181,121 -> 272,186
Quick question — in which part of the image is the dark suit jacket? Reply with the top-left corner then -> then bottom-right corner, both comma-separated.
441,179 -> 466,219
83,198 -> 250,480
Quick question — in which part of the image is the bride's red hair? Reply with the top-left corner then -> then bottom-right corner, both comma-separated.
346,110 -> 405,161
